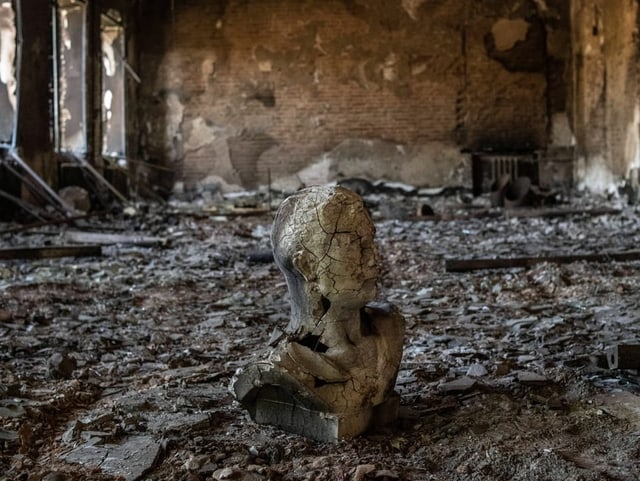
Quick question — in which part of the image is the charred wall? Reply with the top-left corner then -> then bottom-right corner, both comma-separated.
136,0 -> 570,191
17,0 -> 55,190
571,0 -> 640,193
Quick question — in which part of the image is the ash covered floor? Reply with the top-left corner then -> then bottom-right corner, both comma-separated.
1,188 -> 639,481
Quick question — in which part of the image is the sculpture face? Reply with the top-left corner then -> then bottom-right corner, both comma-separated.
231,185 -> 405,442
271,186 -> 380,327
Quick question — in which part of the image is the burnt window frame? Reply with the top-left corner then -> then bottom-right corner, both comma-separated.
52,0 -> 88,154
0,0 -> 20,148
100,8 -> 126,161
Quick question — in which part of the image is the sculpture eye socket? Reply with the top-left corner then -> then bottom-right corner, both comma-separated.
297,334 -> 329,353
320,295 -> 331,314
359,307 -> 377,337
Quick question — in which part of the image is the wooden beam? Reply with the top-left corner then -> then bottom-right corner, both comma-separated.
0,211 -> 106,236
445,250 -> 640,272
63,231 -> 166,246
0,245 -> 102,260
505,206 -> 622,219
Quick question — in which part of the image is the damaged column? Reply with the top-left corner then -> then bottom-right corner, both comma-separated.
230,185 -> 405,442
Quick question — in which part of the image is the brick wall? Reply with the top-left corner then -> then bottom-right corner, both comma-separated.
137,0 -> 564,190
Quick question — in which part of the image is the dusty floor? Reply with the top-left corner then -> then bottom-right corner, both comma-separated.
1,187 -> 639,481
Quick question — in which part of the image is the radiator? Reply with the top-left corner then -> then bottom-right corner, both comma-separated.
471,152 -> 539,196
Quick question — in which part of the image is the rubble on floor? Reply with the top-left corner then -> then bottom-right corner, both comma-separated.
1,187 -> 639,480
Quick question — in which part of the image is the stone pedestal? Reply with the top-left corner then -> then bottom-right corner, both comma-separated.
253,391 -> 400,443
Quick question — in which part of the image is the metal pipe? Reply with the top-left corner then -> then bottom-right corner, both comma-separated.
1,157 -> 54,205
7,149 -> 75,214
0,187 -> 48,221
75,155 -> 128,204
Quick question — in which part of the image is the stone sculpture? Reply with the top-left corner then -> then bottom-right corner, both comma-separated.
230,185 -> 405,442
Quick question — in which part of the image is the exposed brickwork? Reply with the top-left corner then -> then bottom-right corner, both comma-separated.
137,0 -> 565,189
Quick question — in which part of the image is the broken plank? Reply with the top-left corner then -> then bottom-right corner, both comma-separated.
64,231 -> 166,247
0,245 -> 102,260
410,207 -> 621,223
445,250 -> 640,272
203,206 -> 271,217
505,206 -> 622,219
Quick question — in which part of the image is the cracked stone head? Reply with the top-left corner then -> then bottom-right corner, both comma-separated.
232,185 -> 405,437
271,186 -> 380,325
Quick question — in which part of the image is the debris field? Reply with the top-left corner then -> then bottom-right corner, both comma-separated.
1,188 -> 639,481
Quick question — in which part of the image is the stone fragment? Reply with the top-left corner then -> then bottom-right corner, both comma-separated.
594,391 -> 640,423
516,371 -> 548,385
59,185 -> 91,213
437,376 -> 477,394
466,363 -> 488,378
353,464 -> 376,481
63,435 -> 162,481
47,352 -> 77,380
213,467 -> 265,480
0,401 -> 26,418
517,354 -> 538,364
0,428 -> 18,442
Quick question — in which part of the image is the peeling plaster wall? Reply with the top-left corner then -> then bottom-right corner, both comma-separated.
465,2 -> 549,151
137,0 -> 566,191
572,0 -> 639,193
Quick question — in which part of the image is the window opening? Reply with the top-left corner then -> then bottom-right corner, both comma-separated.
0,1 -> 17,145
101,9 -> 125,159
54,0 -> 87,153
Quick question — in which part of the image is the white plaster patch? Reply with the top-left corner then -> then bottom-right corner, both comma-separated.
184,117 -> 224,152
531,0 -> 550,16
401,0 -> 427,21
382,53 -> 399,82
299,139 -> 467,188
201,55 -> 216,88
296,155 -> 333,187
197,174 -> 243,194
491,18 -> 530,51
411,62 -> 427,76
550,112 -> 575,147
270,139 -> 469,191
400,141 -> 469,187
258,60 -> 272,72
625,104 -> 640,171
576,156 -> 617,195
165,92 -> 185,141
271,175 -> 305,193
